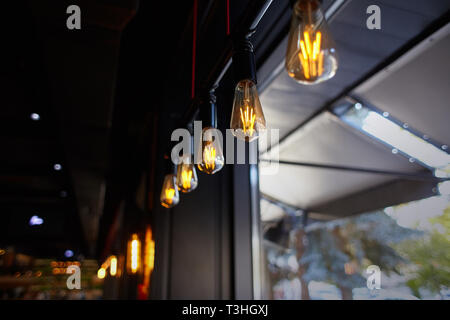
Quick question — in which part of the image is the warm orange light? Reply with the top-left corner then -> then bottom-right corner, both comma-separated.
141,226 -> 156,298
181,170 -> 192,190
165,188 -> 175,203
160,173 -> 180,208
97,267 -> 106,279
176,156 -> 198,193
110,256 -> 117,276
230,80 -> 265,142
197,127 -> 225,174
131,240 -> 139,272
239,77 -> 257,137
127,234 -> 141,274
149,242 -> 155,272
203,142 -> 217,172
239,105 -> 256,137
285,0 -> 338,84
298,30 -> 323,79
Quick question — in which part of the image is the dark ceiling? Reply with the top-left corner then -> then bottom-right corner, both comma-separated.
0,0 -> 265,260
0,0 -> 192,259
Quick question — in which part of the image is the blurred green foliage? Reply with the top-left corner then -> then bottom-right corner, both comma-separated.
397,207 -> 450,298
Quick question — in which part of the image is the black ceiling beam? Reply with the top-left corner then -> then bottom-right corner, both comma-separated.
260,159 -> 448,183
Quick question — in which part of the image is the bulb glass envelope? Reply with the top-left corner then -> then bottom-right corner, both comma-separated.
285,0 -> 338,84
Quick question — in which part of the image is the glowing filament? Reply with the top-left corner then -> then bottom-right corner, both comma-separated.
181,170 -> 192,190
131,240 -> 138,272
148,241 -> 155,271
142,227 -> 155,298
165,188 -> 175,204
203,143 -> 216,171
97,267 -> 106,279
298,30 -> 323,79
128,234 -> 141,274
239,105 -> 256,137
110,256 -> 117,276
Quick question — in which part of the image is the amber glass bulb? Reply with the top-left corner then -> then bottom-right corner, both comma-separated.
230,79 -> 266,142
285,0 -> 338,84
197,127 -> 224,174
176,155 -> 198,193
160,173 -> 180,208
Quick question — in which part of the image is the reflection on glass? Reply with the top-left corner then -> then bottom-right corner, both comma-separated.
261,196 -> 450,300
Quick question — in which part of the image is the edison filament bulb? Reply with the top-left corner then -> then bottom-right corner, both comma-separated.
285,0 -> 338,84
197,127 -> 224,175
230,79 -> 266,142
160,173 -> 180,208
176,155 -> 198,193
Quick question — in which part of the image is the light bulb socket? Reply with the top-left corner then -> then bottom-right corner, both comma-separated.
232,37 -> 257,84
291,0 -> 322,6
189,134 -> 194,157
186,122 -> 195,157
290,0 -> 322,9
199,90 -> 217,128
186,122 -> 194,135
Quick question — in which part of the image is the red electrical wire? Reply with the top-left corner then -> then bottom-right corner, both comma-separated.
191,0 -> 198,99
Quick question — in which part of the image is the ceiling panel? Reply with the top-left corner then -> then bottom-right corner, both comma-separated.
260,112 -> 425,209
355,26 -> 450,147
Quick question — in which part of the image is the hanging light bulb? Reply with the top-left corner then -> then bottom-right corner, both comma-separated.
127,233 -> 141,275
176,155 -> 198,192
160,166 -> 180,208
110,255 -> 117,277
198,127 -> 225,174
141,226 -> 155,299
230,79 -> 265,142
197,91 -> 225,174
230,38 -> 265,141
97,267 -> 106,279
176,135 -> 198,192
285,0 -> 338,84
